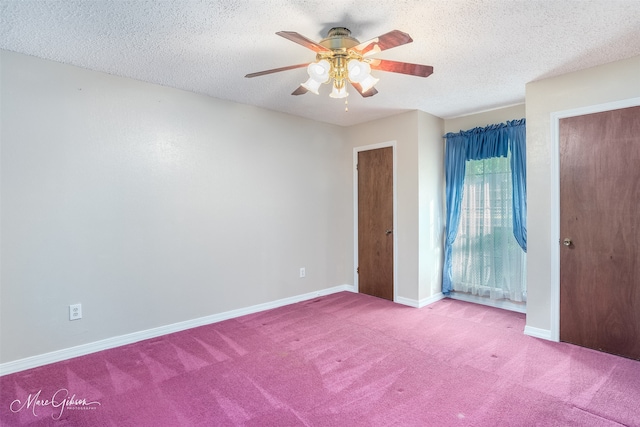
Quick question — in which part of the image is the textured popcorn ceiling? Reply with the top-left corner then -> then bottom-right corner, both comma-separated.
2,0 -> 640,126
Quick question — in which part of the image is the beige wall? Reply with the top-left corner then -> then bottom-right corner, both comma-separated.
525,55 -> 640,335
1,50 -> 446,366
418,111 -> 446,301
0,51 -> 353,363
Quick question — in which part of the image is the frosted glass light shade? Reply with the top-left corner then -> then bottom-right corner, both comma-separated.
347,60 -> 370,82
329,84 -> 348,99
301,77 -> 322,95
358,74 -> 379,92
348,60 -> 378,92
307,59 -> 331,83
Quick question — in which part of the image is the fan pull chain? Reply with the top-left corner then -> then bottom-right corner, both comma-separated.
345,98 -> 348,112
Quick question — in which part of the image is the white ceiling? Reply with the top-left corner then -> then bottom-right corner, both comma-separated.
2,0 -> 640,127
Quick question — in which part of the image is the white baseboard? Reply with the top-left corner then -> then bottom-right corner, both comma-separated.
0,284 -> 356,376
396,292 -> 445,308
524,325 -> 554,341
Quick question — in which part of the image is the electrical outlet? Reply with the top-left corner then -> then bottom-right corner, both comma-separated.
69,303 -> 82,321
299,267 -> 306,278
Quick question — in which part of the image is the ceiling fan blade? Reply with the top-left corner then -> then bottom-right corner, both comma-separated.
369,59 -> 433,77
351,82 -> 378,98
291,86 -> 308,95
245,63 -> 309,78
276,31 -> 330,53
353,30 -> 413,57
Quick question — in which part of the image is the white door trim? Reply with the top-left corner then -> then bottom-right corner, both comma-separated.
549,97 -> 640,342
353,141 -> 398,302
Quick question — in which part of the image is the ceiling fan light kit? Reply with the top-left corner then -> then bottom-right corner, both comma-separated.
245,27 -> 433,103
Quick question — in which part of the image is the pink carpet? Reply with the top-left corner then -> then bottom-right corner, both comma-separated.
2,292 -> 639,426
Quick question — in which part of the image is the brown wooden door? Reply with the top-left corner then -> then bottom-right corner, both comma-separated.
559,106 -> 640,360
358,147 -> 394,301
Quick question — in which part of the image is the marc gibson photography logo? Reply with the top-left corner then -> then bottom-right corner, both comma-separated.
10,388 -> 101,420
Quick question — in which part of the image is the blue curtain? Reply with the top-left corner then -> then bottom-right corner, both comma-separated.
442,119 -> 526,294
507,119 -> 527,252
465,123 -> 509,160
442,134 -> 467,294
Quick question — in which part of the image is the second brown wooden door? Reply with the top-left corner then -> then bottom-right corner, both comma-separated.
357,147 -> 394,301
559,106 -> 640,360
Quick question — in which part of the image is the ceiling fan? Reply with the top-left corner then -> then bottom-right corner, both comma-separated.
245,27 -> 433,100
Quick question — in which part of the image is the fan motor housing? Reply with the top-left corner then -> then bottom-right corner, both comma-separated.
319,27 -> 360,50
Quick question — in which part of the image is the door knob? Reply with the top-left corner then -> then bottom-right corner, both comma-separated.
385,229 -> 393,235
563,238 -> 572,246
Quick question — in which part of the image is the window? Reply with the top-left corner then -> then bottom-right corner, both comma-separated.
450,154 -> 526,302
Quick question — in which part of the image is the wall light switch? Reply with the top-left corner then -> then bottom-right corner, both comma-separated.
69,303 -> 82,321
299,267 -> 306,278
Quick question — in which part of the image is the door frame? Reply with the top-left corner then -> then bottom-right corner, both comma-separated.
353,141 -> 398,301
549,97 -> 640,342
